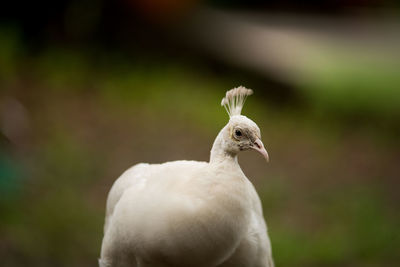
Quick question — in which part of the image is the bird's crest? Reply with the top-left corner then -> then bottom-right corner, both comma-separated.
221,86 -> 253,117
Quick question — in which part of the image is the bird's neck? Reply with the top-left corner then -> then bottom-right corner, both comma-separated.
209,127 -> 239,167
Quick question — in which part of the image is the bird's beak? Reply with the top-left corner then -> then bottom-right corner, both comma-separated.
252,139 -> 269,162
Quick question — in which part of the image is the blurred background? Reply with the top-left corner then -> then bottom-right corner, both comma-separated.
1,0 -> 399,266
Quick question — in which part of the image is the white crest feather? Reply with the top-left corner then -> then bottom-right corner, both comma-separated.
221,86 -> 253,117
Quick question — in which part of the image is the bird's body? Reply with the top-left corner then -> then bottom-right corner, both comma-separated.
100,87 -> 274,267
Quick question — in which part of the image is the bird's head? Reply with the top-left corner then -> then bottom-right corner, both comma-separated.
222,115 -> 269,161
218,86 -> 269,162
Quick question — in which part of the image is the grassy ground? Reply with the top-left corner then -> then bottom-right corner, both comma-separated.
0,42 -> 399,266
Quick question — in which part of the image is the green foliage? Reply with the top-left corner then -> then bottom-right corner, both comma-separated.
0,26 -> 22,84
299,45 -> 400,119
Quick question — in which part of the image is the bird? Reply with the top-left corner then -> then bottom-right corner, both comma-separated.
99,86 -> 274,267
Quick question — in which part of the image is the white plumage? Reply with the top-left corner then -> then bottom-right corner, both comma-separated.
100,87 -> 274,267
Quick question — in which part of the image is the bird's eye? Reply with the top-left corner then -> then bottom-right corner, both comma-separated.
235,129 -> 242,137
